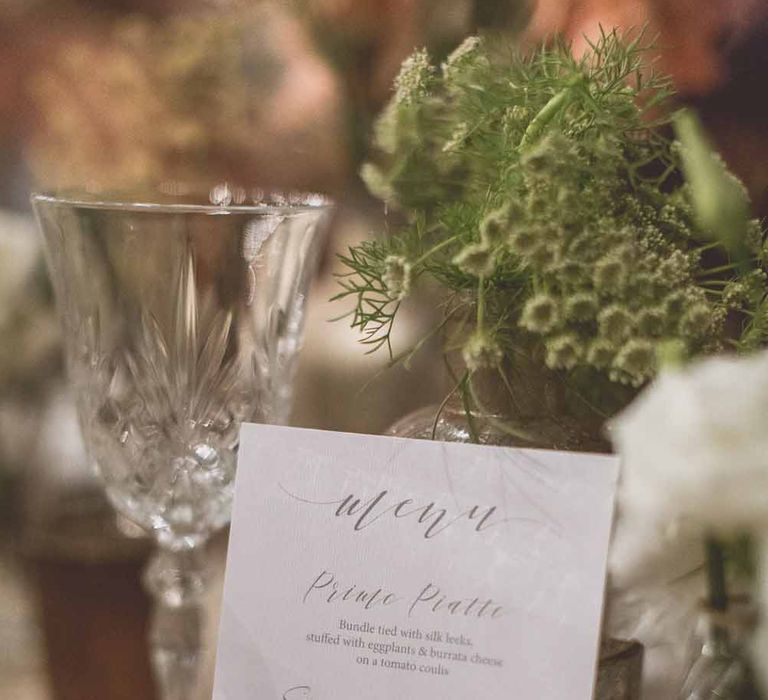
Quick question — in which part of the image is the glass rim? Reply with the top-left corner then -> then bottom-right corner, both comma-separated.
30,189 -> 333,215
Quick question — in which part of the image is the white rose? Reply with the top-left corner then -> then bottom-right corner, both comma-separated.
608,353 -> 768,696
612,350 -> 768,532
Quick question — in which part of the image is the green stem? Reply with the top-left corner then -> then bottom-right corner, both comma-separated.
706,536 -> 728,613
431,372 -> 465,440
413,235 -> 461,266
519,80 -> 582,150
699,280 -> 729,287
697,241 -> 727,254
699,263 -> 742,276
459,373 -> 480,443
705,536 -> 730,649
477,275 -> 486,330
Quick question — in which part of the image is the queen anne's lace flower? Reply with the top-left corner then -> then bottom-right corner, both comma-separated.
508,105 -> 529,122
545,334 -> 583,370
382,255 -> 413,301
612,338 -> 656,386
594,254 -> 628,293
526,190 -> 549,217
657,250 -> 692,286
462,330 -> 502,371
520,294 -> 560,334
360,163 -> 395,202
508,227 -> 539,256
394,49 -> 435,106
565,292 -> 598,321
662,290 -> 688,322
587,339 -> 616,369
453,243 -> 496,277
372,102 -> 400,154
568,233 -> 596,261
637,308 -> 665,336
678,302 -> 713,338
442,122 -> 469,155
527,242 -> 560,270
441,36 -> 484,82
598,305 -> 633,343
558,260 -> 585,286
479,207 -> 510,247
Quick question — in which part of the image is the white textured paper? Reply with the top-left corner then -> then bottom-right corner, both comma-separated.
213,425 -> 619,700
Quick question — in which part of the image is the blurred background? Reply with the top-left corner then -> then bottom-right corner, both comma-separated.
0,0 -> 767,698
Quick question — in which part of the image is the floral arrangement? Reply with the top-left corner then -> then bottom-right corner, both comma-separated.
337,31 -> 768,693
337,31 -> 768,420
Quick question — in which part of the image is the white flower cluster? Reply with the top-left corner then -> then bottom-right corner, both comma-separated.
441,36 -> 484,83
613,351 -> 768,532
394,49 -> 434,106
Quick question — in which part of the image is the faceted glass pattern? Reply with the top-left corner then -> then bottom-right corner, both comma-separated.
34,191 -> 329,699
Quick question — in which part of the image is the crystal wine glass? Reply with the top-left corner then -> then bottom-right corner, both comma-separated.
33,189 -> 330,700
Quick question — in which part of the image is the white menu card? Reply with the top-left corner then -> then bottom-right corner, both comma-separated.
213,425 -> 619,700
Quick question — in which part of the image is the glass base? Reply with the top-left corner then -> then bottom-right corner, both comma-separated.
386,402 -> 609,452
679,602 -> 763,700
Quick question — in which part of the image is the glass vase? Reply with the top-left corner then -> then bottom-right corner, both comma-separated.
679,600 -> 763,699
387,354 -> 611,453
33,190 -> 330,700
386,360 -> 643,700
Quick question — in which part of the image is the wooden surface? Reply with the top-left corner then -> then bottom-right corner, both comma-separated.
0,533 -> 228,700
31,555 -> 156,700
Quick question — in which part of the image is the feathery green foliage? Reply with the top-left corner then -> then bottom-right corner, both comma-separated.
336,30 -> 767,411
